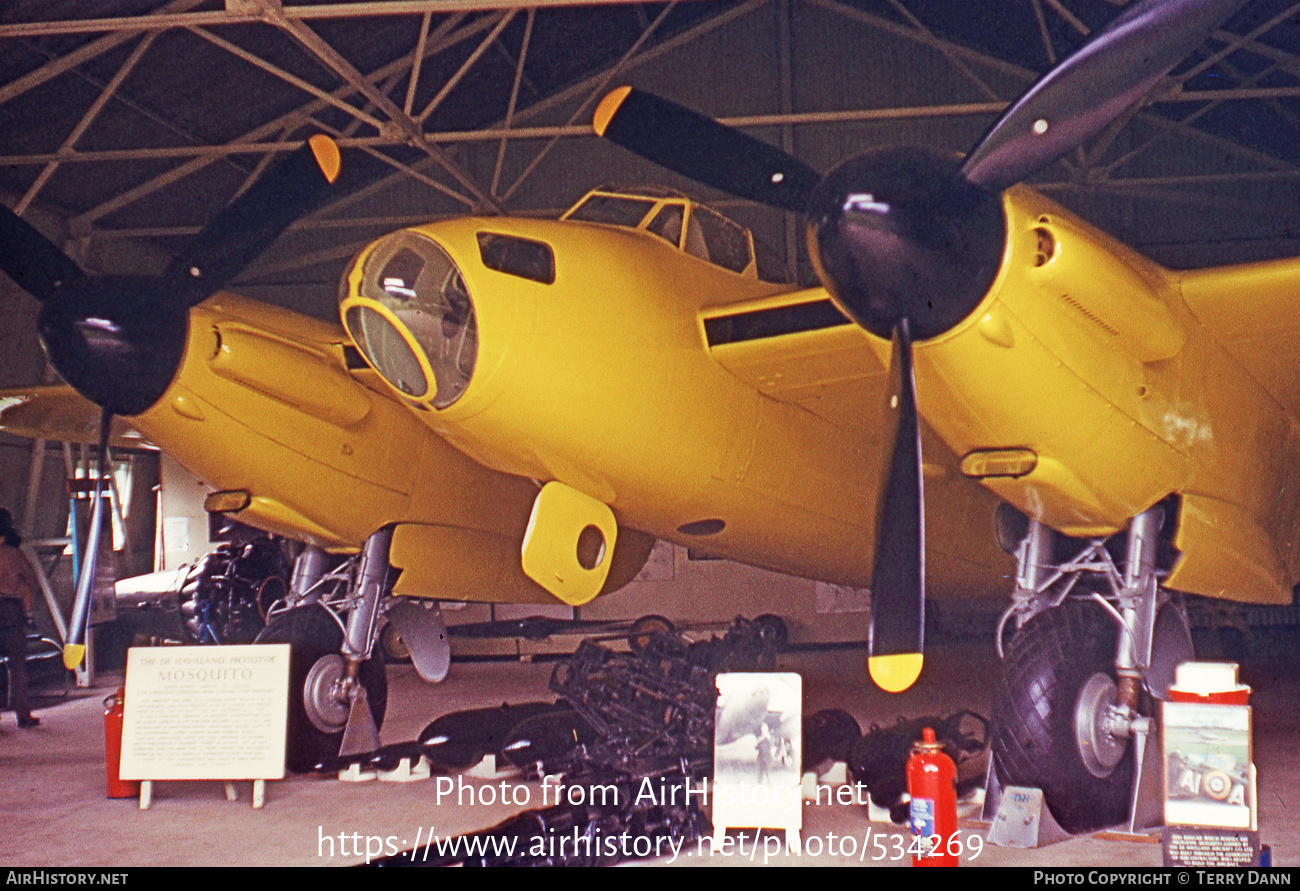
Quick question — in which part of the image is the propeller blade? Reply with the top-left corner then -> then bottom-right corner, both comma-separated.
961,0 -> 1250,192
593,86 -> 820,213
867,320 -> 925,693
162,134 -> 341,307
0,206 -> 86,303
32,136 -> 341,418
64,406 -> 112,669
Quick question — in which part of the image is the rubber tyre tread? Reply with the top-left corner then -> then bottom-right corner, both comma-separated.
991,601 -> 1131,834
255,605 -> 388,772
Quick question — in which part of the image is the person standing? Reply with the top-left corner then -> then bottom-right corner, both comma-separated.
0,508 -> 40,728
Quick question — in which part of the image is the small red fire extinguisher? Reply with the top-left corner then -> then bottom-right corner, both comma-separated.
103,687 -> 138,799
906,726 -> 959,867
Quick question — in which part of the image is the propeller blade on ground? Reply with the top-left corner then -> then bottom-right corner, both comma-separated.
593,86 -> 820,213
0,207 -> 86,303
867,321 -> 924,693
961,0 -> 1250,192
162,134 -> 341,307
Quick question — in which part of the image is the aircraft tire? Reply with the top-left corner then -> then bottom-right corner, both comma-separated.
255,604 -> 388,772
752,613 -> 789,649
991,600 -> 1132,834
378,620 -> 411,663
627,614 -> 675,654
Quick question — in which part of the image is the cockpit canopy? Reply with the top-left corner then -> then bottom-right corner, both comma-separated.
338,189 -> 764,413
562,186 -> 756,277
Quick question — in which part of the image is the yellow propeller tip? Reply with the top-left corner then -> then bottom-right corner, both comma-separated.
62,643 -> 86,671
592,86 -> 633,137
308,134 -> 341,184
868,652 -> 924,693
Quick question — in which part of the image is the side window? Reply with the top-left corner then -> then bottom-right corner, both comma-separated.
645,204 -> 685,247
565,195 -> 657,227
691,206 -> 752,273
477,232 -> 556,284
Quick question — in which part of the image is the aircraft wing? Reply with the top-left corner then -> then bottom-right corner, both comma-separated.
702,287 -> 967,473
701,288 -> 888,430
1181,256 -> 1300,420
700,288 -> 1011,598
0,384 -> 152,449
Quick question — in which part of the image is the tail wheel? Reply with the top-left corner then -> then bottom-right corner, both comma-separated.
627,614 -> 675,654
991,601 -> 1133,834
752,614 -> 789,649
255,605 -> 387,771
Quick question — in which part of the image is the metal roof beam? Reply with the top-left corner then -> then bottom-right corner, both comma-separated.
15,32 -> 159,215
23,86 -> 1300,170
63,12 -> 503,230
180,1 -> 766,220
808,0 -> 1295,174
490,8 -> 535,198
1101,63 -> 1288,179
252,0 -> 503,211
415,9 -> 517,124
554,3 -> 766,122
0,0 -> 652,38
502,0 -> 696,203
0,0 -> 208,106
1030,0 -> 1058,65
187,26 -> 387,131
883,0 -> 1001,101
342,137 -> 479,207
402,11 -> 434,116
1090,0 -> 1300,85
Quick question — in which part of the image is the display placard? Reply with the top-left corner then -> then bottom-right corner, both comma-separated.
119,645 -> 290,781
712,673 -> 802,840
1162,701 -> 1253,829
1162,826 -> 1262,867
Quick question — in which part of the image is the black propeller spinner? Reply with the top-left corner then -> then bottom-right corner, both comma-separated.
593,0 -> 1249,691
0,134 -> 342,666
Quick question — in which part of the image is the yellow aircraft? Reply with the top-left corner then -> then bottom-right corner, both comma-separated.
0,175 -> 1011,766
0,0 -> 1276,834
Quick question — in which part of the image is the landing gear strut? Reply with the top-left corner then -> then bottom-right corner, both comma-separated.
254,528 -> 394,771
990,502 -> 1193,834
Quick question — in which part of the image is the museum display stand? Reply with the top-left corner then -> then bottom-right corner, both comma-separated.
710,673 -> 803,854
1161,662 -> 1264,868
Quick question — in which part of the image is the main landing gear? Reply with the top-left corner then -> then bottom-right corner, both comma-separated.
989,501 -> 1194,834
254,527 -> 448,772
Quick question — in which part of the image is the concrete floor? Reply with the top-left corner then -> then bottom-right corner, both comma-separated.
2,630 -> 1298,868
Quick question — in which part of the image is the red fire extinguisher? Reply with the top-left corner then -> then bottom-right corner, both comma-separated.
103,687 -> 138,799
906,726 -> 959,867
